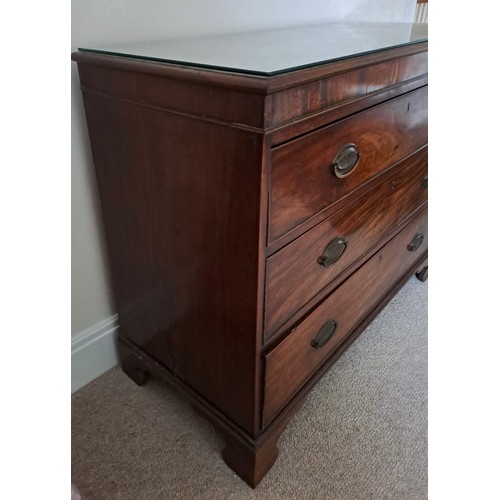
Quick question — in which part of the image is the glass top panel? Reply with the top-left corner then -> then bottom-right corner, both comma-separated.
79,22 -> 428,76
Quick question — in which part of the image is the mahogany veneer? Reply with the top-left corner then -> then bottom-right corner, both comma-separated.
73,26 -> 428,488
263,208 -> 427,425
265,148 -> 428,339
269,86 -> 428,242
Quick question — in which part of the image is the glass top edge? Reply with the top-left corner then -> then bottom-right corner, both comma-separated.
77,22 -> 428,77
79,38 -> 428,77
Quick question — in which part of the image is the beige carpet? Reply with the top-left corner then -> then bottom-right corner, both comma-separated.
72,277 -> 427,499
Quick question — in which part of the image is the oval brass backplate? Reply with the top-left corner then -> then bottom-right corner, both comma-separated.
311,320 -> 337,349
407,233 -> 424,252
332,143 -> 361,178
318,237 -> 348,267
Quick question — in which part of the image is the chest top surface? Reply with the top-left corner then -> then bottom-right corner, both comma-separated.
78,22 -> 428,76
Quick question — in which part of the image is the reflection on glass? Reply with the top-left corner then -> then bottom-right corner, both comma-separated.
79,22 -> 428,76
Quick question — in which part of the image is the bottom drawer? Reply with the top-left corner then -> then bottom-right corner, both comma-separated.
262,209 -> 428,426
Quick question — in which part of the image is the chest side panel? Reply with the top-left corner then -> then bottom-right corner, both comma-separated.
78,62 -> 265,435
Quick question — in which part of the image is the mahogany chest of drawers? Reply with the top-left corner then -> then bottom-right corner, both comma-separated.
73,23 -> 428,487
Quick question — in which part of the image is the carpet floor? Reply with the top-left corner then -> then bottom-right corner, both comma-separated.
72,277 -> 427,499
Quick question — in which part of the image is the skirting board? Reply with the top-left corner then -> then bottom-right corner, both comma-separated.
72,314 -> 119,393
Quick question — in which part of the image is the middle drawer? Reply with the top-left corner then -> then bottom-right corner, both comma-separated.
264,147 -> 427,340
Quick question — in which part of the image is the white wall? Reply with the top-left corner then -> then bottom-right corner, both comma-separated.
71,0 -> 416,387
72,1 -> 416,46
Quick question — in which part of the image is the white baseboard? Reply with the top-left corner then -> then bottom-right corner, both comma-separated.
71,314 -> 119,393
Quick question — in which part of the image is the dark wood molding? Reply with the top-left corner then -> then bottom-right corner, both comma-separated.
72,41 -> 427,95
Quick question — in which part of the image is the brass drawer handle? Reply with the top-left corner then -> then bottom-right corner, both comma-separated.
312,320 -> 338,349
318,237 -> 347,267
407,233 -> 424,252
332,143 -> 361,178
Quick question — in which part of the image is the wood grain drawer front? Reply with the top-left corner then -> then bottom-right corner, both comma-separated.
264,148 -> 427,340
266,52 -> 428,129
262,209 -> 428,427
269,86 -> 428,243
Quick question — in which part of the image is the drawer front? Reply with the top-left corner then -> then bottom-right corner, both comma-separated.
269,86 -> 428,243
262,209 -> 428,426
265,148 -> 427,340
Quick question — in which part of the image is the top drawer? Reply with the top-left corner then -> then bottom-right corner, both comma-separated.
268,86 -> 428,243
